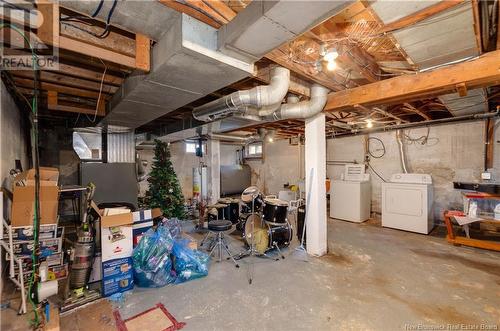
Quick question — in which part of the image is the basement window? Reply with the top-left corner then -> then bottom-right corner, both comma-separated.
185,141 -> 206,154
245,142 -> 263,158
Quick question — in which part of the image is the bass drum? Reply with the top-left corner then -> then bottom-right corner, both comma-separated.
243,214 -> 269,254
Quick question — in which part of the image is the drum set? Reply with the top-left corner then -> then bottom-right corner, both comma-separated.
206,186 -> 293,259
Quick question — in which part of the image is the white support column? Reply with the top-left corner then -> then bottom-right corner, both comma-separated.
305,112 -> 327,256
208,139 -> 220,204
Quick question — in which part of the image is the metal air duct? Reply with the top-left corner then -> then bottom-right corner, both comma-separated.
192,66 -> 290,122
272,84 -> 330,120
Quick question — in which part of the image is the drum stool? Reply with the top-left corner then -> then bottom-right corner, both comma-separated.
207,220 -> 240,268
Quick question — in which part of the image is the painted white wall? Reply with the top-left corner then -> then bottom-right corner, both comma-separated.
0,80 -> 29,220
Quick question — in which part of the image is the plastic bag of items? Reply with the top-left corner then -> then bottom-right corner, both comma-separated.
172,239 -> 210,284
132,226 -> 176,287
160,217 -> 183,239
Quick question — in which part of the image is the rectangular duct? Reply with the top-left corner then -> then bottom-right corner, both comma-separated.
101,13 -> 253,129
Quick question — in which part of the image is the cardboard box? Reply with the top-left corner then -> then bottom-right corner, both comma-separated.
14,167 -> 59,186
131,208 -> 161,247
48,264 -> 68,280
11,168 -> 60,227
98,206 -> 134,297
12,238 -> 62,257
101,225 -> 133,262
11,252 -> 63,272
102,257 -> 134,297
9,224 -> 62,241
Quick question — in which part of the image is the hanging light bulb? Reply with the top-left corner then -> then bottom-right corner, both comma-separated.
326,60 -> 337,71
323,49 -> 339,62
366,119 -> 373,128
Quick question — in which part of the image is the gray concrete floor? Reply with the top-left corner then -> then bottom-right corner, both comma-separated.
2,218 -> 499,330
116,219 -> 500,331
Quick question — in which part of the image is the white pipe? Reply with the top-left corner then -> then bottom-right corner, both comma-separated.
273,84 -> 330,120
193,66 -> 290,122
396,129 -> 409,173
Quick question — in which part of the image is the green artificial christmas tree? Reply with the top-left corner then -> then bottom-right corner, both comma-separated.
145,140 -> 185,218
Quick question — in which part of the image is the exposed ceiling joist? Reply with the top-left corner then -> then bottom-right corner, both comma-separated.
265,49 -> 349,92
158,0 -> 222,28
324,50 -> 500,112
402,103 -> 432,121
354,104 -> 409,123
305,31 -> 380,83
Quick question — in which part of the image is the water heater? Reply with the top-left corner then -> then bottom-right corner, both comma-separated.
193,166 -> 208,200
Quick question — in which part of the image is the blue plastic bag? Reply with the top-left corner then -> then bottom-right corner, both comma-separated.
172,239 -> 210,284
132,226 -> 176,287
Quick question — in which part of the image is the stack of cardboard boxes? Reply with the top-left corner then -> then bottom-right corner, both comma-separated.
92,204 -> 161,297
6,168 -> 67,285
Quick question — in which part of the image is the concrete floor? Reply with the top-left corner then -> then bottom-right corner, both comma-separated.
2,218 -> 499,330
116,219 -> 500,331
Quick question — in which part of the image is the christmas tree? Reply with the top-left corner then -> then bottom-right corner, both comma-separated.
146,140 -> 185,218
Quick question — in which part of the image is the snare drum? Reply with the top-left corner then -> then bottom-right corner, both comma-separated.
263,198 -> 289,224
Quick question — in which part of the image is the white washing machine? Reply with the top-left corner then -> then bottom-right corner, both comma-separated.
382,173 -> 434,234
330,165 -> 371,223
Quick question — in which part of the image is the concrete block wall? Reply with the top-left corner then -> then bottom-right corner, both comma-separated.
245,121 -> 495,222
327,122 -> 486,220
245,139 -> 302,195
0,80 -> 29,221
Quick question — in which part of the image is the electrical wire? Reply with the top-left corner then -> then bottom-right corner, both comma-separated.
87,58 -> 107,123
60,0 -> 117,39
0,0 -> 32,12
0,23 -> 40,327
367,161 -> 387,182
367,136 -> 386,158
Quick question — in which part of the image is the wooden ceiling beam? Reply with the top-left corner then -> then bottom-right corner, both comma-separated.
37,0 -> 151,71
11,71 -> 118,94
203,0 -> 237,21
13,77 -> 111,99
378,0 -> 467,34
324,50 -> 500,112
47,90 -> 106,116
158,0 -> 222,28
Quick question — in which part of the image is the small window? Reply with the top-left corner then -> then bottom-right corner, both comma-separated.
245,142 -> 263,158
186,141 -> 206,154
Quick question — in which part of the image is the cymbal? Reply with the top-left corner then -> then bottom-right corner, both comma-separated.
241,186 -> 260,202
